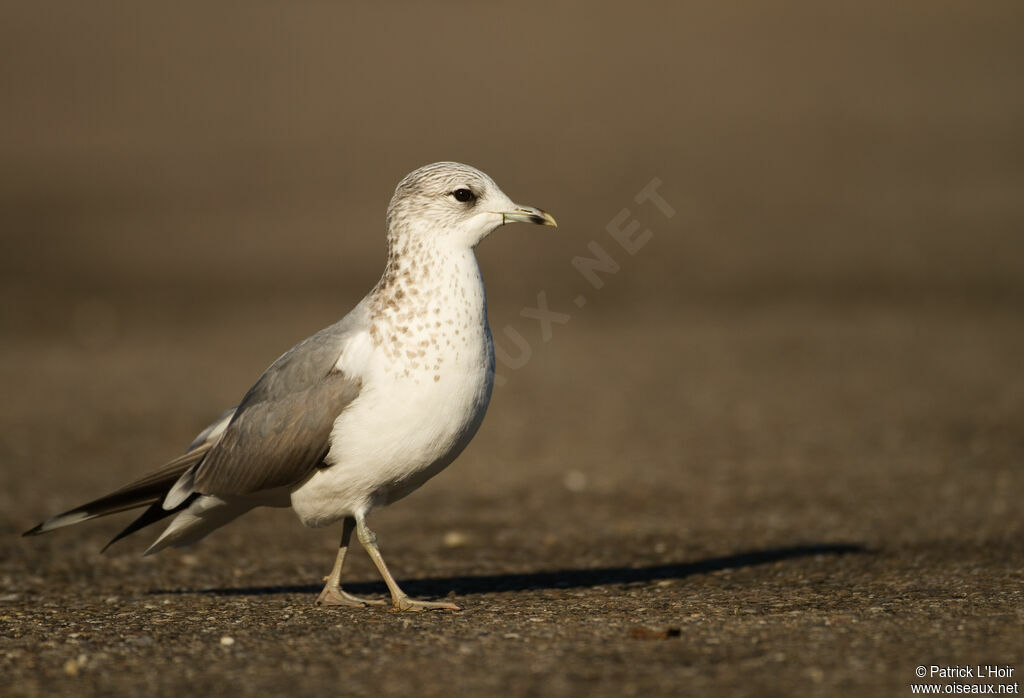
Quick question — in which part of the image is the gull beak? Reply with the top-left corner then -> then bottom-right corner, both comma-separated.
500,205 -> 558,228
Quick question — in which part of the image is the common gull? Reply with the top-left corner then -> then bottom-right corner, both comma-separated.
24,162 -> 557,611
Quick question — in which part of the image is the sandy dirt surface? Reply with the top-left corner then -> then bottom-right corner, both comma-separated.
2,2 -> 1023,696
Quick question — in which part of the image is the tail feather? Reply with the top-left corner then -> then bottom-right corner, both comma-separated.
22,445 -> 211,538
100,494 -> 199,552
143,495 -> 252,556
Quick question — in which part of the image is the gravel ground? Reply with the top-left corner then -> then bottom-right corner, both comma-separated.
4,301 -> 1022,697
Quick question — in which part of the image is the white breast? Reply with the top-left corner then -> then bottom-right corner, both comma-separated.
289,250 -> 494,528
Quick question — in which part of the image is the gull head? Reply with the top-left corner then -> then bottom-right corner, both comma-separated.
386,162 -> 557,250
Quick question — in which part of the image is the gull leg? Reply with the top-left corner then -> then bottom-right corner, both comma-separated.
354,513 -> 460,612
316,516 -> 387,607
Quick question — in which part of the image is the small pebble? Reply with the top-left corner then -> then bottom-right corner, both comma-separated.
563,470 -> 587,492
443,531 -> 469,548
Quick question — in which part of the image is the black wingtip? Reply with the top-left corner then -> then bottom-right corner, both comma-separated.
100,495 -> 196,554
20,510 -> 92,538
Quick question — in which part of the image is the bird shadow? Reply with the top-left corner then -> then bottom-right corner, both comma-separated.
149,542 -> 868,599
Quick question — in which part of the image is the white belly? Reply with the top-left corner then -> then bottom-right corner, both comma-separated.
289,328 -> 494,528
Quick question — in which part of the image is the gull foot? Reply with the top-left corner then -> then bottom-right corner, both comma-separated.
391,596 -> 461,612
315,587 -> 388,608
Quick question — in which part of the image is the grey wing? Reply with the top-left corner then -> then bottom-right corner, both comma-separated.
168,318 -> 364,503
186,406 -> 236,452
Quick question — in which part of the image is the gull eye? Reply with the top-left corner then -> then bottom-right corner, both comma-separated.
451,188 -> 476,203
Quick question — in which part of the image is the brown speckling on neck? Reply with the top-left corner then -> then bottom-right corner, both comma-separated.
365,164 -> 496,380
367,237 -> 487,377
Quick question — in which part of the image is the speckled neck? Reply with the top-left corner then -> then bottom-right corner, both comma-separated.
367,234 -> 489,377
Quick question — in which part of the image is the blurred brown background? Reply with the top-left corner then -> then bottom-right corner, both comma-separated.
2,2 -> 1023,697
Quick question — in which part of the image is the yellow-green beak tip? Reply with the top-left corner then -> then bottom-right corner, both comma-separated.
502,206 -> 558,228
